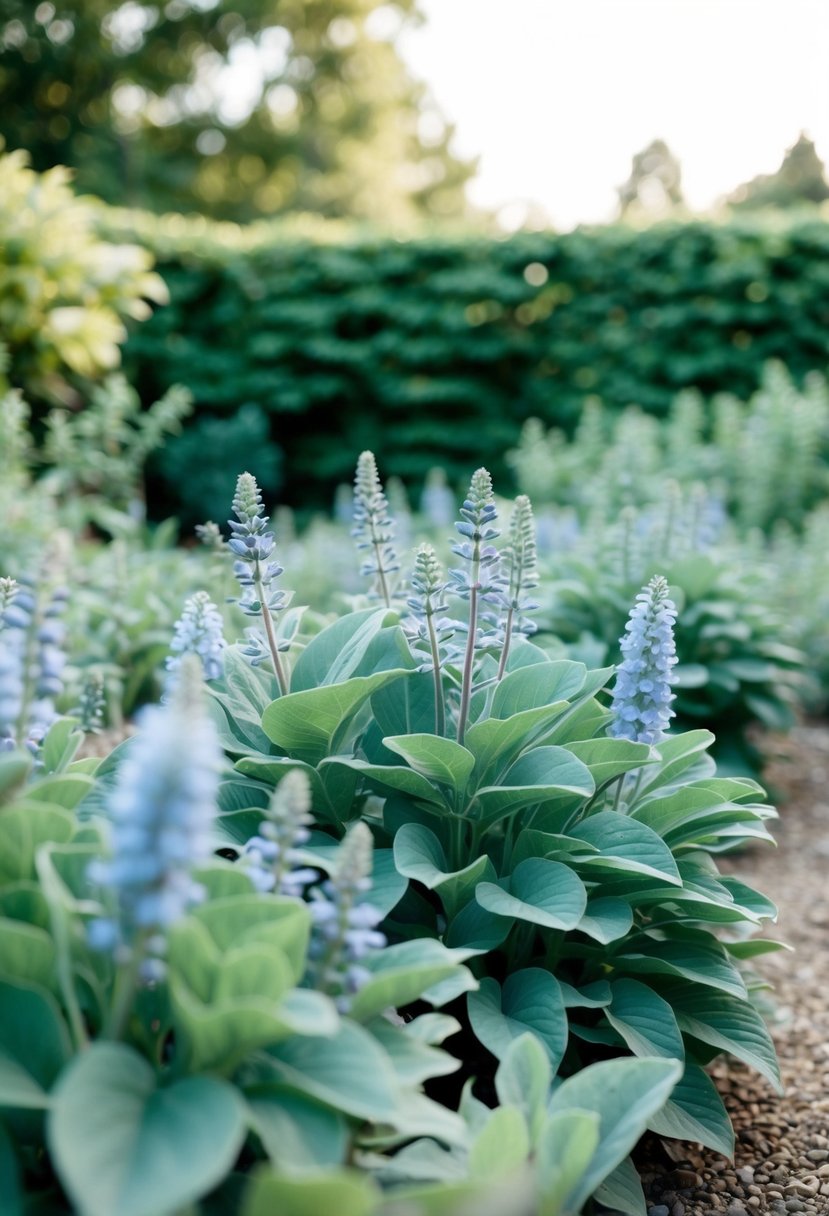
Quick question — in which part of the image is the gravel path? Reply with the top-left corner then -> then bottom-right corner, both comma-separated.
641,723 -> 829,1216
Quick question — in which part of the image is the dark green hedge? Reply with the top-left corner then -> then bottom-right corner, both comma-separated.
116,212 -> 829,519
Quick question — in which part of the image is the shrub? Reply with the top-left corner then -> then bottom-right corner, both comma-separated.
0,152 -> 166,402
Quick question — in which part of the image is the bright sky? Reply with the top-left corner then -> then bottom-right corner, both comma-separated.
398,0 -> 829,229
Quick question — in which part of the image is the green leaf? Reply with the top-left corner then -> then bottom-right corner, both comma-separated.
468,1105 -> 530,1180
638,730 -> 715,796
39,718 -> 83,775
393,824 -> 493,917
494,1033 -> 552,1142
0,753 -> 31,804
566,737 -> 654,786
0,919 -> 57,992
668,983 -> 782,1092
349,940 -> 473,1022
605,979 -> 685,1060
536,1108 -> 601,1216
576,897 -> 633,944
246,1091 -> 348,1172
0,980 -> 71,1110
464,700 -> 571,783
614,939 -> 747,999
242,1169 -> 379,1216
266,1021 -> 400,1122
48,1043 -> 247,1216
490,660 -> 588,718
476,858 -> 587,931
547,1056 -> 682,1214
567,812 -> 681,885
290,606 -> 398,690
368,1017 -> 461,1086
383,734 -> 475,794
26,774 -> 94,810
0,805 -> 74,884
592,1155 -> 648,1216
475,747 -> 594,827
445,899 -> 513,950
648,1060 -> 734,1157
320,756 -> 448,808
262,671 -> 410,764
467,969 -> 568,1070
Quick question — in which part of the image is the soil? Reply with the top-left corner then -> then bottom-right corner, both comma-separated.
639,722 -> 829,1216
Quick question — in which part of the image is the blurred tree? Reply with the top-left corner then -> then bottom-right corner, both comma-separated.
0,0 -> 475,223
728,132 -> 829,210
617,137 -> 684,220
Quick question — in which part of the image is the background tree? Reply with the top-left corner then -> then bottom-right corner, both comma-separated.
728,132 -> 829,210
0,0 -> 475,224
617,137 -> 684,220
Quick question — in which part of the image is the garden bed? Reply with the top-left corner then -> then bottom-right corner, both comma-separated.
642,722 -> 829,1216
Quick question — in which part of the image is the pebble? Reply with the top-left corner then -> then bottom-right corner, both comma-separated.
648,1207 -> 670,1216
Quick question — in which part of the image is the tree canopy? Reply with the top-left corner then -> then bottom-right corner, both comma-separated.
728,132 -> 829,211
616,138 -> 684,220
0,0 -> 475,223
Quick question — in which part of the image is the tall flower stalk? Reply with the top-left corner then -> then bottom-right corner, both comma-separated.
352,451 -> 399,608
0,574 -> 67,753
448,469 -> 501,744
228,472 -> 288,695
166,590 -> 226,684
610,575 -> 678,745
497,494 -> 539,680
406,544 -> 451,737
240,769 -> 318,897
87,657 -> 221,1040
307,822 -> 385,1013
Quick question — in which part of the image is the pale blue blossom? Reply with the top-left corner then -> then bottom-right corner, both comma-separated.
166,590 -> 226,682
240,769 -> 319,897
610,575 -> 678,745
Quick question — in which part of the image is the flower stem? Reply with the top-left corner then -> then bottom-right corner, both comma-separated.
457,580 -> 478,746
255,564 -> 288,696
426,612 -> 446,737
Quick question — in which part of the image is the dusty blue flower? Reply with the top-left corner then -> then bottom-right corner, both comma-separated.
71,672 -> 106,735
240,769 -> 318,897
87,658 -> 220,970
307,821 -> 385,1012
0,577 -> 67,752
610,575 -> 678,745
228,471 -> 289,692
166,590 -> 226,682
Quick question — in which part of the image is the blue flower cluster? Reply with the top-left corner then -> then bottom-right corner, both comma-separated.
307,822 -> 386,1013
240,769 -> 318,898
447,467 -> 506,611
610,575 -> 678,745
0,575 -> 67,752
166,590 -> 226,683
87,658 -> 220,973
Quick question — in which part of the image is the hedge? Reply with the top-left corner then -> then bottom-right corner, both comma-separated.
111,210 -> 829,519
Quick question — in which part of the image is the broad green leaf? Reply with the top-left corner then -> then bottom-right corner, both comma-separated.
567,812 -> 681,885
445,899 -> 513,950
0,805 -> 74,884
39,718 -> 83,776
464,700 -> 571,784
393,824 -> 493,917
265,1021 -> 400,1122
494,1033 -> 552,1142
290,606 -> 397,690
475,747 -> 594,827
476,858 -> 587,931
605,979 -> 685,1060
349,940 -> 473,1022
638,730 -> 715,796
0,753 -> 31,803
668,983 -> 782,1092
246,1091 -> 348,1171
232,757 -> 322,797
723,938 -> 790,960
558,980 -> 611,1009
48,1043 -> 247,1216
368,1018 -> 461,1086
370,670 -> 441,741
0,980 -> 71,1109
383,734 -> 475,794
26,774 -> 93,811
192,895 -> 310,980
0,919 -> 57,992
614,939 -> 747,999
548,1056 -> 682,1214
648,1060 -> 734,1157
468,1105 -> 530,1180
592,1155 -> 647,1216
0,881 -> 50,930
467,969 -> 568,1069
537,1108 -> 601,1216
511,829 -> 599,869
320,756 -> 448,808
262,671 -> 410,764
566,737 -> 655,786
242,1168 -> 379,1216
490,661 -> 588,718
576,897 -> 633,944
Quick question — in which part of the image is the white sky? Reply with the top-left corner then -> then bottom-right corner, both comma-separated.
398,0 -> 829,229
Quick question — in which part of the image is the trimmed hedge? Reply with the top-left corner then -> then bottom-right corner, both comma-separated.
114,211 -> 829,518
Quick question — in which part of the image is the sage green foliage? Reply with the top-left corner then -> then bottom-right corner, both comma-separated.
112,208 -> 829,516
211,471 -> 783,1211
0,719 -> 682,1216
0,152 -> 166,398
509,361 -> 829,536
